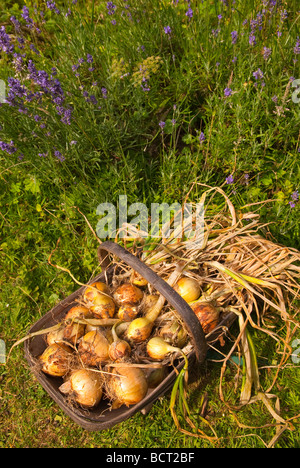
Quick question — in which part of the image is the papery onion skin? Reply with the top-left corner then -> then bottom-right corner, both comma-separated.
60,369 -> 103,408
146,337 -> 179,361
46,325 -> 65,346
131,271 -> 148,287
78,330 -> 109,367
147,367 -> 167,388
190,301 -> 220,334
113,283 -> 143,305
39,343 -> 72,377
90,293 -> 116,319
159,320 -> 187,349
83,281 -> 110,302
108,339 -> 131,362
63,306 -> 90,344
174,277 -> 201,303
126,317 -> 154,343
117,303 -> 139,322
108,367 -> 148,407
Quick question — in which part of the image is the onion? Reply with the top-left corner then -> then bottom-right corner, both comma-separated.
146,337 -> 182,361
159,320 -> 187,348
147,367 -> 167,388
63,306 -> 90,344
190,301 -> 220,334
46,324 -> 65,346
83,281 -> 110,302
89,293 -> 116,319
78,330 -> 109,367
117,303 -> 139,322
174,277 -> 201,303
126,316 -> 154,343
113,283 -> 143,305
107,367 -> 148,407
39,343 -> 73,377
108,322 -> 131,362
59,369 -> 103,408
131,271 -> 148,287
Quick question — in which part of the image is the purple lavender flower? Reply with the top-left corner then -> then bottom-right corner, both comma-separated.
199,132 -> 205,143
164,26 -> 172,35
291,190 -> 299,201
61,107 -> 72,125
280,9 -> 288,22
54,150 -> 65,162
87,54 -> 93,63
10,16 -> 21,31
101,87 -> 108,98
186,8 -> 193,19
89,95 -> 98,105
271,95 -> 278,103
30,43 -> 40,55
0,140 -> 17,154
263,47 -> 272,60
21,6 -> 34,28
107,2 -> 116,15
224,87 -> 232,97
226,175 -> 234,184
46,1 -> 60,14
294,37 -> 300,55
0,26 -> 14,54
289,201 -> 296,209
253,68 -> 264,80
6,78 -> 27,107
249,34 -> 256,46
231,31 -> 238,45
34,115 -> 41,122
159,121 -> 165,130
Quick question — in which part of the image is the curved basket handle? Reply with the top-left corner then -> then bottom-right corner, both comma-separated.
97,241 -> 207,363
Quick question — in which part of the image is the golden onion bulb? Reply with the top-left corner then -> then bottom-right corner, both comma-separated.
147,367 -> 167,388
39,343 -> 73,377
117,303 -> 139,322
159,320 -> 187,349
46,325 -> 65,346
59,369 -> 103,408
113,283 -> 143,306
83,281 -> 110,302
90,293 -> 116,319
174,277 -> 201,303
107,367 -> 148,407
109,339 -> 131,362
78,330 -> 109,367
63,306 -> 90,344
146,337 -> 180,361
109,322 -> 131,361
131,271 -> 148,287
126,316 -> 154,343
190,301 -> 220,334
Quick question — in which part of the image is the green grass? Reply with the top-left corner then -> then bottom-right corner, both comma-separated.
0,0 -> 300,448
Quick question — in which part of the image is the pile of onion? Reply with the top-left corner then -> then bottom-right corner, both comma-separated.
37,270 -> 214,414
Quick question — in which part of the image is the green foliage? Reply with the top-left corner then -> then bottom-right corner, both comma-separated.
0,0 -> 299,448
